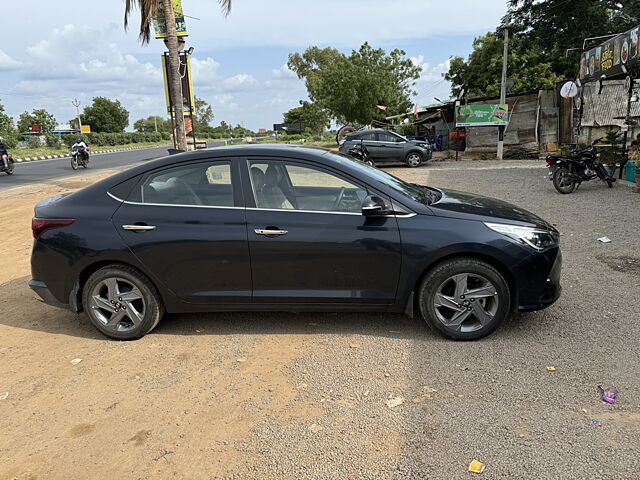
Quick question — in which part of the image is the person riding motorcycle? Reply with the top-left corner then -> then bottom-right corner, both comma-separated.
0,136 -> 9,169
71,138 -> 90,162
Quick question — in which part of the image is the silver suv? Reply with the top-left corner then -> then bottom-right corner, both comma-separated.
339,129 -> 432,167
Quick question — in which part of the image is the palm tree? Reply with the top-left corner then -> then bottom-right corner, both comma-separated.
124,0 -> 232,151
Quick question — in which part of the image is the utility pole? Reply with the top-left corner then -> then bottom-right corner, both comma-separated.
154,116 -> 158,133
72,99 -> 83,133
498,16 -> 510,160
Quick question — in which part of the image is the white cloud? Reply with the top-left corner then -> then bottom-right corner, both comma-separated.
271,64 -> 297,80
190,57 -> 221,84
185,0 -> 506,49
410,55 -> 453,106
0,49 -> 24,71
223,74 -> 259,92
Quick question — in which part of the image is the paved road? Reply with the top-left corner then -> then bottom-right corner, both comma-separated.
0,141 -> 227,191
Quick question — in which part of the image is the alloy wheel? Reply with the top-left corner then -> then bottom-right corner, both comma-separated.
406,153 -> 422,167
89,277 -> 146,333
433,273 -> 499,333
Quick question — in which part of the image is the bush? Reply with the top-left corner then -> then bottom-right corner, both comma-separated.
0,131 -> 21,148
61,132 -> 165,148
45,133 -> 61,148
27,136 -> 41,148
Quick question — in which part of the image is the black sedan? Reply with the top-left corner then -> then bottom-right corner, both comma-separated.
29,145 -> 561,341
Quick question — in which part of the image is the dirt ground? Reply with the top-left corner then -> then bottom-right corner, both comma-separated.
1,160 -> 639,479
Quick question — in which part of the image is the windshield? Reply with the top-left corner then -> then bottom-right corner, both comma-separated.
323,151 -> 435,204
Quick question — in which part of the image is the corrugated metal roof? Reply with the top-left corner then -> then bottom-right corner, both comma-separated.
581,79 -> 640,127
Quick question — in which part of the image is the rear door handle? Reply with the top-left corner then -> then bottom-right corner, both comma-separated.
254,228 -> 288,236
122,225 -> 156,231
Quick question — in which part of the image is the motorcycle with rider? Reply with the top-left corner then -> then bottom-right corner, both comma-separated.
70,138 -> 90,170
0,136 -> 15,175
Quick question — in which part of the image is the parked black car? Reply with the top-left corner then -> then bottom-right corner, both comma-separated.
30,145 -> 561,341
339,129 -> 432,167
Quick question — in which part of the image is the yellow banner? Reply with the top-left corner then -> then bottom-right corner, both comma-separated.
154,0 -> 188,38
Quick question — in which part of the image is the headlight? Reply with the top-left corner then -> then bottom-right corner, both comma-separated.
484,222 -> 559,251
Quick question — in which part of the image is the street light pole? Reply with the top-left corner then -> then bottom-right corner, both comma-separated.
498,18 -> 510,160
72,99 -> 83,133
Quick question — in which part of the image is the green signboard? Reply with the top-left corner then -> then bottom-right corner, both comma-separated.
455,104 -> 510,127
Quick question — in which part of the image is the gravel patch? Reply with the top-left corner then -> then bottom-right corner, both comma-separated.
234,159 -> 640,479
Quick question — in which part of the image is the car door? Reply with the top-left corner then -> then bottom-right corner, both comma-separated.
376,132 -> 405,162
244,157 -> 402,305
358,131 -> 381,160
112,158 -> 252,304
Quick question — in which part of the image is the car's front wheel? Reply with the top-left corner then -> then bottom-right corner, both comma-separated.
82,264 -> 164,340
405,152 -> 423,168
418,258 -> 511,340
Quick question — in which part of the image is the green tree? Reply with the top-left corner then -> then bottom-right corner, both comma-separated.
288,42 -> 421,125
283,102 -> 330,136
445,32 -> 563,98
134,115 -> 171,133
508,0 -> 640,80
17,109 -> 57,133
81,97 -> 129,133
0,101 -> 13,134
193,97 -> 215,136
124,0 -> 232,150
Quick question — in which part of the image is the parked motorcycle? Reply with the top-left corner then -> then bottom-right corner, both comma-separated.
71,145 -> 90,170
347,139 -> 374,167
546,139 -> 613,194
0,154 -> 14,175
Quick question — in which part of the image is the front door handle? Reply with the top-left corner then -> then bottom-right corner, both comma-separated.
122,224 -> 156,232
254,228 -> 288,236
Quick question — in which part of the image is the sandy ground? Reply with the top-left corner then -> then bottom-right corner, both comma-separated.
1,160 -> 639,479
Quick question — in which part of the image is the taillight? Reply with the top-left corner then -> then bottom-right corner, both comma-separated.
32,218 -> 75,240
545,158 -> 554,165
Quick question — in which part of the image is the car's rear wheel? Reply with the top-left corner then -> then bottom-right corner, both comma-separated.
405,152 -> 423,168
418,258 -> 511,340
82,265 -> 164,340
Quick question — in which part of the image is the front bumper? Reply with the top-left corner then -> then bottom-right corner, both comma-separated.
517,249 -> 562,311
29,280 -> 70,310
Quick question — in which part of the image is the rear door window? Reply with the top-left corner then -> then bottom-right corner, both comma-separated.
128,161 -> 235,207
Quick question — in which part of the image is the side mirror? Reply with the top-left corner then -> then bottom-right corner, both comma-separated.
361,195 -> 391,216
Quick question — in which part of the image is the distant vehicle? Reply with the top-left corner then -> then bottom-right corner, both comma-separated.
546,138 -> 614,194
30,145 -> 561,341
339,129 -> 432,167
70,145 -> 90,170
346,139 -> 374,166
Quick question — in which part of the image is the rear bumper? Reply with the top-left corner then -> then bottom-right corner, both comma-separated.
29,280 -> 70,310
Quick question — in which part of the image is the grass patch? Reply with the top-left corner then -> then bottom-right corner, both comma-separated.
13,141 -> 170,159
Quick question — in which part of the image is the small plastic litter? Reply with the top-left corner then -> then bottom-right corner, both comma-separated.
236,357 -> 247,363
0,347 -> 9,353
309,423 -> 324,433
349,344 -> 360,349
591,419 -> 601,424
468,459 -> 486,474
196,329 -> 204,333
598,386 -> 619,404
0,392 -> 8,400
597,236 -> 611,243
70,358 -> 82,365
385,396 -> 405,408
546,366 -> 557,371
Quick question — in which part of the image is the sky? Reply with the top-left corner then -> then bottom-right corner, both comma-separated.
0,0 -> 507,131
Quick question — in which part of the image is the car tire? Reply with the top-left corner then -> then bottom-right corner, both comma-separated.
405,152 -> 423,168
418,257 -> 511,340
82,264 -> 165,340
